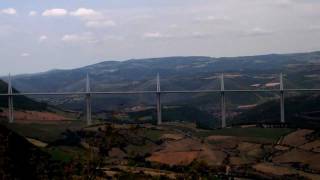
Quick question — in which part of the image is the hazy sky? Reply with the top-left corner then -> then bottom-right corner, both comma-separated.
1,0 -> 320,75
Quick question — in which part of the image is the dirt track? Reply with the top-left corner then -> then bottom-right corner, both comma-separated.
147,138 -> 226,166
0,110 -> 69,122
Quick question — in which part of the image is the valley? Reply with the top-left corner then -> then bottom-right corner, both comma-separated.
2,51 -> 320,179
2,0 -> 320,178
8,51 -> 320,112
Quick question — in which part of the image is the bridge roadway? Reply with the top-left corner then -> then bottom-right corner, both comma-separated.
2,73 -> 320,127
1,88 -> 320,96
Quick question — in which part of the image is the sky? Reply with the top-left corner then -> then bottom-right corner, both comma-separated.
1,0 -> 320,75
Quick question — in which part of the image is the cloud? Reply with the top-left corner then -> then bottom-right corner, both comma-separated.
39,35 -> 48,42
103,35 -> 124,41
42,9 -> 68,17
308,25 -> 320,31
194,16 -> 231,23
143,32 -> 165,39
143,31 -> 213,40
70,8 -> 101,19
85,20 -> 116,28
143,30 -> 216,40
274,0 -> 294,7
169,24 -> 179,29
1,8 -> 17,15
61,33 -> 97,43
0,25 -> 16,36
61,34 -> 81,42
29,11 -> 37,16
190,32 -> 212,39
21,53 -> 30,57
70,8 -> 115,29
244,27 -> 274,36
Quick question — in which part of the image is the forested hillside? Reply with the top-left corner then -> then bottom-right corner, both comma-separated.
232,94 -> 320,128
8,51 -> 320,111
0,80 -> 47,111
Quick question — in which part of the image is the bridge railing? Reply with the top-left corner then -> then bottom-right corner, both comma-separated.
1,73 -> 320,127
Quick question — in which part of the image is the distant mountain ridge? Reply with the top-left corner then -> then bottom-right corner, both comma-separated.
5,51 -> 320,111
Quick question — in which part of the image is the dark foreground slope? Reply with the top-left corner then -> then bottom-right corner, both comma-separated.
0,124 -> 63,179
0,80 -> 47,111
232,94 -> 320,128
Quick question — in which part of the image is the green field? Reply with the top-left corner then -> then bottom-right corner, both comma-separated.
2,119 -> 294,144
196,127 -> 294,142
143,128 -> 165,141
47,146 -> 86,163
3,121 -> 86,143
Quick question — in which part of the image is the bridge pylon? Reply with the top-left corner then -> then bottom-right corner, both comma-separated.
220,74 -> 226,128
86,74 -> 92,126
156,73 -> 162,125
280,73 -> 285,123
8,73 -> 14,123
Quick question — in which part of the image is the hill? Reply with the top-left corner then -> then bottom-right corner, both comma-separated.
0,80 -> 72,122
0,123 -> 63,179
232,94 -> 320,128
8,51 -> 320,112
7,122 -> 318,179
11,51 -> 320,91
0,80 -> 47,111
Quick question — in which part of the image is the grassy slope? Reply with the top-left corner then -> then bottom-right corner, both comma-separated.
0,80 -> 47,111
1,120 -> 299,179
128,106 -> 218,128
196,127 -> 293,142
4,121 -> 86,143
233,94 -> 320,128
0,124 -> 64,178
